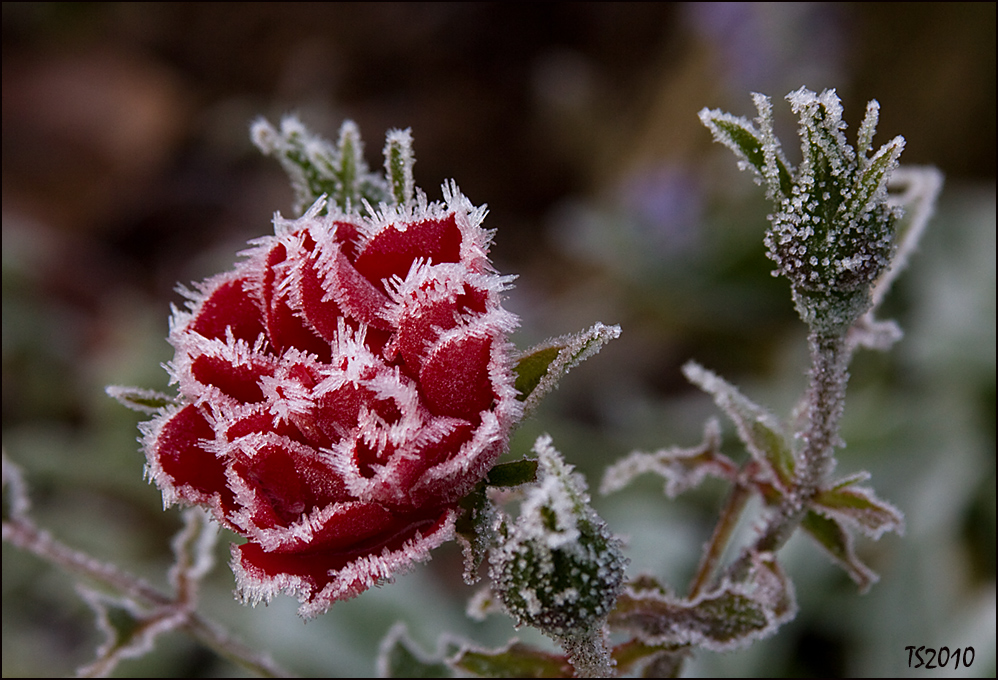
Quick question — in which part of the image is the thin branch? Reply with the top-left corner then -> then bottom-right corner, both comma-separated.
2,513 -> 293,678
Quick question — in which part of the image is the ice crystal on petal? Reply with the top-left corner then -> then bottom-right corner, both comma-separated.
139,123 -> 523,617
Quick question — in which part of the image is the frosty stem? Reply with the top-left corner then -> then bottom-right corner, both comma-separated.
728,331 -> 850,580
688,481 -> 751,598
2,512 -> 290,678
562,630 -> 615,678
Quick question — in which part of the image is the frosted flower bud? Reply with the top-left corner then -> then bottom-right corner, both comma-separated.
765,90 -> 905,335
490,435 -> 626,639
141,172 -> 522,617
701,89 -> 905,337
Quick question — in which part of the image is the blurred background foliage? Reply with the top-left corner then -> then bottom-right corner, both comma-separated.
2,3 -> 994,677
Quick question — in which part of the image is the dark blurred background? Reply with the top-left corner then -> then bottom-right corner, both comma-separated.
3,3 -> 995,677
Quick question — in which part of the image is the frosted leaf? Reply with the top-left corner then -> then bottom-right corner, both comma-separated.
801,511 -> 879,592
812,476 -> 905,540
105,385 -> 177,414
514,322 -> 621,417
600,417 -> 735,498
376,622 -> 455,678
608,552 -> 796,652
75,587 -> 187,678
448,638 -> 575,678
682,361 -> 796,490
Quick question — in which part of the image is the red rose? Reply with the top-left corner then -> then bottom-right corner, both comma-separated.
143,187 -> 521,617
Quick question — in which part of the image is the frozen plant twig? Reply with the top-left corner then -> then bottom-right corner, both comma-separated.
1,452 -> 291,678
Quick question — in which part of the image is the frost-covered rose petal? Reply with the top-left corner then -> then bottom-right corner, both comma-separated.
142,186 -> 521,617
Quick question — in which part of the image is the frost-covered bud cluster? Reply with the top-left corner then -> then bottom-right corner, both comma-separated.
701,88 -> 906,336
141,155 -> 521,616
491,435 -> 626,640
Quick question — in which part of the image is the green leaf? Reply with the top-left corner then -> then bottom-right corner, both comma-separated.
378,624 -> 455,678
486,459 -> 539,487
682,362 -> 795,490
105,385 -> 176,414
801,510 -> 878,592
451,642 -> 573,679
514,323 -> 620,417
513,346 -> 561,400
608,555 -> 795,653
812,480 -> 905,540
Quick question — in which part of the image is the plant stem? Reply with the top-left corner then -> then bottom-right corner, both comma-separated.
562,628 -> 615,678
688,481 -> 751,598
729,331 -> 850,578
2,514 -> 292,678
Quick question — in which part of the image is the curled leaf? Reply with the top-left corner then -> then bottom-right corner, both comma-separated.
609,554 -> 796,652
377,623 -> 455,678
600,418 -> 735,498
75,587 -> 186,678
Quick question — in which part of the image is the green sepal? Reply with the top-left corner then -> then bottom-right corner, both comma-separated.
852,135 -> 905,215
384,128 -> 415,207
251,117 -> 390,216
